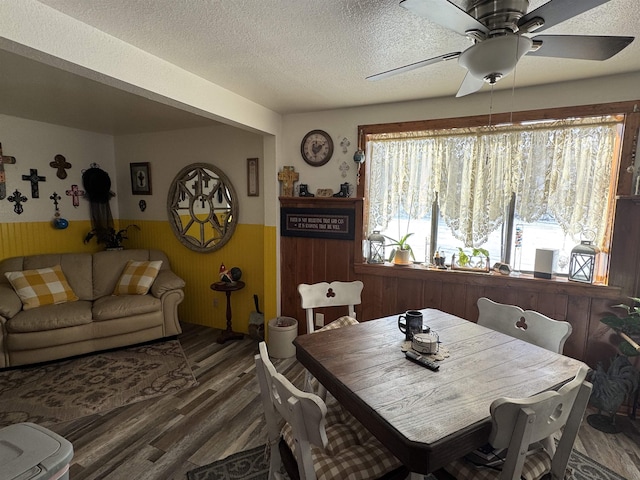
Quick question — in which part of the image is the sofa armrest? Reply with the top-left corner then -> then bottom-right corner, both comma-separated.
150,270 -> 185,298
0,284 -> 22,319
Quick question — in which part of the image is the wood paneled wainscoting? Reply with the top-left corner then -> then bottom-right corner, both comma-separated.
279,197 -> 634,369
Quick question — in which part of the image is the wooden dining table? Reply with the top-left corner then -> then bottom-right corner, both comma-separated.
293,308 -> 588,475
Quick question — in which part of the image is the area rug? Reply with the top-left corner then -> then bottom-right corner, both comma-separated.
186,444 -> 628,480
0,339 -> 197,428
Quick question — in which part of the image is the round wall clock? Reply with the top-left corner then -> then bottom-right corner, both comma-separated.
301,130 -> 334,166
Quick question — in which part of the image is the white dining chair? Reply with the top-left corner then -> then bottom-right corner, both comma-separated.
440,365 -> 592,480
254,341 -> 407,480
297,280 -> 364,334
477,297 -> 572,354
298,280 -> 363,395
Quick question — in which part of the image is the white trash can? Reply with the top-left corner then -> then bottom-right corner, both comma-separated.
268,317 -> 298,359
0,422 -> 74,480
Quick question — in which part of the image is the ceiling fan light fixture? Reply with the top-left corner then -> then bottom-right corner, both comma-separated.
458,34 -> 533,83
484,73 -> 503,84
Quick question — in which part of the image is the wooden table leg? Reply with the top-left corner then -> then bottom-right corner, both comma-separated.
217,290 -> 244,343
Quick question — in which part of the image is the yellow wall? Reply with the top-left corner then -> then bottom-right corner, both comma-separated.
0,220 -> 100,257
122,219 -> 269,333
0,219 -> 272,334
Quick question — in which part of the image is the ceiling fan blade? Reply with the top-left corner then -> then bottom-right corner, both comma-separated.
456,72 -> 485,97
518,0 -> 610,33
528,35 -> 634,60
366,52 -> 460,81
400,0 -> 488,37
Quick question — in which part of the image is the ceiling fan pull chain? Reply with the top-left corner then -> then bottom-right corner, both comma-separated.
510,34 -> 521,125
488,84 -> 494,128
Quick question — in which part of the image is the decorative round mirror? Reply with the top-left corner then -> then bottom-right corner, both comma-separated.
167,163 -> 238,253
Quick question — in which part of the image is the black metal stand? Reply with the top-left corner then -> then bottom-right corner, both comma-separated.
587,413 -> 623,434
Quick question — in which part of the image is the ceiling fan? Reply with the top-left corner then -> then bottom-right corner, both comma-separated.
367,0 -> 634,97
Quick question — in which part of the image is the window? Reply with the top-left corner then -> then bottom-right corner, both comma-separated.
363,114 -> 623,282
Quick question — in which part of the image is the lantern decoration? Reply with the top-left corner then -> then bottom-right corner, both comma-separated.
367,230 -> 385,264
568,239 -> 600,283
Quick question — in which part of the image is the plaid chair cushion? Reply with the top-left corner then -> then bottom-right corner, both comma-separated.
5,265 -> 79,310
444,449 -> 552,480
281,396 -> 402,480
113,260 -> 162,295
317,315 -> 359,331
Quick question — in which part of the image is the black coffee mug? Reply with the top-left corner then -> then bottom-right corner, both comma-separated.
398,310 -> 423,341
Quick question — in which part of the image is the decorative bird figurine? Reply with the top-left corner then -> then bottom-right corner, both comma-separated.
588,355 -> 639,432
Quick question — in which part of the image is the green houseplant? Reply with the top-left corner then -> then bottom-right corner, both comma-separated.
384,232 -> 415,265
84,224 -> 140,250
451,247 -> 490,272
587,297 -> 640,433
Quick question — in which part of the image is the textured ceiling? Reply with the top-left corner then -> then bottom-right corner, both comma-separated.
4,0 -> 640,133
36,0 -> 640,113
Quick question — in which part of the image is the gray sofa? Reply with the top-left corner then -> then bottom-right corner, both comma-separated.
0,249 -> 185,368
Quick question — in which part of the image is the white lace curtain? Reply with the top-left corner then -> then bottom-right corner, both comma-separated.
367,116 -> 621,248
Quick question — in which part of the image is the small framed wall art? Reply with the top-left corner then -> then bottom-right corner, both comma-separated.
247,158 -> 259,196
130,162 -> 152,195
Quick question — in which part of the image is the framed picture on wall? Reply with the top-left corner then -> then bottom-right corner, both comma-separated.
130,162 -> 152,195
247,158 -> 259,196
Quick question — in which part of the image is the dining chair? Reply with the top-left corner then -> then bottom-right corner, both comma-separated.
254,341 -> 408,480
440,365 -> 592,480
298,280 -> 363,395
477,297 -> 572,354
297,280 -> 364,334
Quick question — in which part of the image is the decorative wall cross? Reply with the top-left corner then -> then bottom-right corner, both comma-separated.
50,154 -> 72,179
339,161 -> 350,178
66,184 -> 85,207
278,166 -> 299,197
50,191 -> 61,211
22,169 -> 46,198
340,137 -> 351,154
8,189 -> 27,214
0,142 -> 17,200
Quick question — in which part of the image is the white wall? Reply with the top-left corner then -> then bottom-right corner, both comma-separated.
114,124 -> 264,224
279,72 -> 640,195
0,114 -> 116,223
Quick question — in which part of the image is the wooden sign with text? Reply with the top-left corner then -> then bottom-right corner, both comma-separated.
281,207 -> 355,240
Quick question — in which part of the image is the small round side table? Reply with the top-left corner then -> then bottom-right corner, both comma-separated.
210,280 -> 245,344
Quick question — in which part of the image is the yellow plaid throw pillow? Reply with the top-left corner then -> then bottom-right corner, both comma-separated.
113,260 -> 162,295
5,265 -> 79,310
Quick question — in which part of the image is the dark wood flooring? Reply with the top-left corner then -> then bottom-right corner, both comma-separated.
48,322 -> 640,480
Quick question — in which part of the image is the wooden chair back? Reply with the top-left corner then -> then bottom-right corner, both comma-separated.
255,341 -> 327,480
477,297 -> 572,353
489,365 -> 592,479
298,280 -> 363,334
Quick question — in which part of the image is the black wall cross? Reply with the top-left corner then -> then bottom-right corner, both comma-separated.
22,169 -> 46,198
0,142 -> 17,200
8,189 -> 27,214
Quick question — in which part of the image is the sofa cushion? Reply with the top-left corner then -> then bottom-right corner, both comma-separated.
0,284 -> 22,320
22,253 -> 93,301
6,300 -> 93,332
93,294 -> 161,321
4,265 -> 79,310
93,249 -> 152,298
113,260 -> 162,295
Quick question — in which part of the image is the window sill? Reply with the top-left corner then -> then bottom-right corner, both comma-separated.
354,262 -> 622,299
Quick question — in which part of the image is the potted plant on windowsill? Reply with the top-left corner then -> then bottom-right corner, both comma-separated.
451,247 -> 490,273
84,224 -> 140,250
384,232 -> 415,265
587,297 -> 640,433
